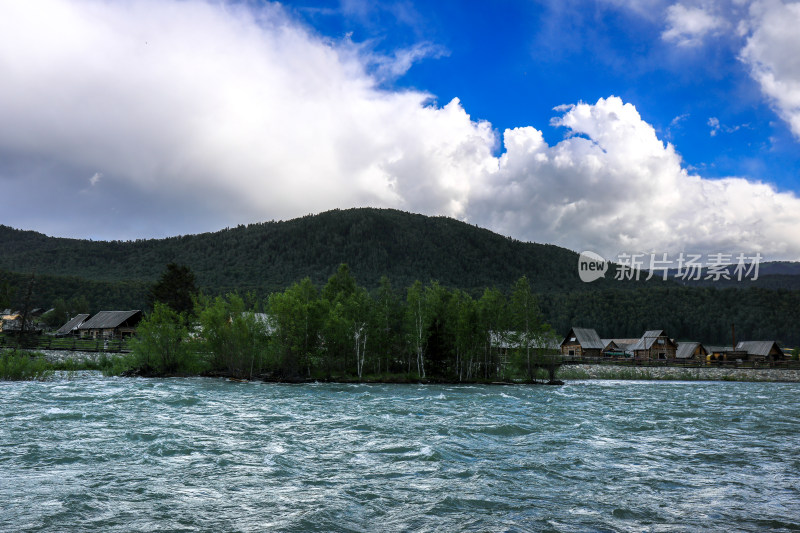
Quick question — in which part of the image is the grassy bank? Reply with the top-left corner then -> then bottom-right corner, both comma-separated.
0,350 -> 54,381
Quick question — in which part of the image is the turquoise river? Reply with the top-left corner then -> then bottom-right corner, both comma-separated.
1,374 -> 799,532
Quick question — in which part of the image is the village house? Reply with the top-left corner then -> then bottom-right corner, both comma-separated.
676,341 -> 708,361
629,329 -> 678,360
0,311 -> 21,332
560,327 -> 604,358
0,309 -> 45,333
735,341 -> 784,362
78,310 -> 142,339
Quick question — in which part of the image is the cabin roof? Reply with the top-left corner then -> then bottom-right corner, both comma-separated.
56,313 -> 90,335
78,310 -> 141,330
562,327 -> 604,350
735,341 -> 782,357
676,341 -> 706,359
600,339 -> 617,350
629,330 -> 673,351
610,338 -> 640,351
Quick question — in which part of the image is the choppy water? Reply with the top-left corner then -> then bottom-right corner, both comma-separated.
1,375 -> 799,532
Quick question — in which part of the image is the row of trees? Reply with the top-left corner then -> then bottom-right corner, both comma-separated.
129,264 -> 557,381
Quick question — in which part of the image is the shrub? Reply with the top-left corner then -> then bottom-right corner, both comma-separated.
0,350 -> 53,381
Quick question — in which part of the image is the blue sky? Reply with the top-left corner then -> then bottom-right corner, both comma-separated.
293,0 -> 799,189
1,0 -> 799,259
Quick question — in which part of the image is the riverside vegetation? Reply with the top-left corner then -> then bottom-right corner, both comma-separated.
108,265 -> 558,382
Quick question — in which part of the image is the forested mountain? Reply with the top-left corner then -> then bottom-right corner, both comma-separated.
0,208 -> 638,294
1,208 -> 798,345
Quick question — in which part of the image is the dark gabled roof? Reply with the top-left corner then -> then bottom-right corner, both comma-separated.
600,339 -> 618,350
610,338 -> 640,351
676,341 -> 706,359
736,341 -> 782,357
629,330 -> 673,351
561,327 -> 604,350
78,310 -> 141,330
56,314 -> 90,335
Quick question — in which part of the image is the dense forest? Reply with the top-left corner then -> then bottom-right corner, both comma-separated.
1,208 -> 799,345
0,208 -> 673,294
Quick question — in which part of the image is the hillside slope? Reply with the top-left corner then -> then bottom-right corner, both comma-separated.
0,208 -> 623,294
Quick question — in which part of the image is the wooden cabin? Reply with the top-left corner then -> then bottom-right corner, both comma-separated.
735,341 -> 784,362
560,327 -> 604,358
78,310 -> 142,339
675,341 -> 708,361
629,329 -> 678,360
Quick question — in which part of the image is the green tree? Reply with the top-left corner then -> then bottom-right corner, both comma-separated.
42,298 -> 70,328
130,302 -> 197,374
196,293 -> 268,379
405,280 -> 431,378
508,276 -> 545,381
478,287 -> 508,379
423,281 -> 453,378
321,264 -> 373,378
446,289 -> 480,381
268,278 -> 326,377
149,263 -> 198,315
0,279 -> 13,311
373,276 -> 401,375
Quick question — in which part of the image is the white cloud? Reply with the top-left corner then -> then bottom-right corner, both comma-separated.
662,3 -> 726,46
89,172 -> 102,186
739,0 -> 800,139
0,1 -> 799,260
468,97 -> 800,259
654,1 -> 800,140
0,0 -> 494,235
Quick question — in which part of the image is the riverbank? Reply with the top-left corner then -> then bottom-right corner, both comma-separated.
23,350 -> 800,383
559,364 -> 800,382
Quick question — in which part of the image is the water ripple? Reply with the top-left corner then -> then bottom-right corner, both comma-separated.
1,376 -> 799,532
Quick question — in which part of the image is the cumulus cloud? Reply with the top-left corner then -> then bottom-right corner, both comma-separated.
739,0 -> 800,139
0,0 -> 494,236
468,97 -> 800,259
662,3 -> 726,46
1,1 -> 799,260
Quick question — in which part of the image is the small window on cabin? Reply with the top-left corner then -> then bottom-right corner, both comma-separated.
570,337 -> 576,342
657,339 -> 664,344
568,349 -> 575,356
658,352 -> 666,359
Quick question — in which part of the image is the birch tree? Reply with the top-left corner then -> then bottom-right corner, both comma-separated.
405,280 -> 429,378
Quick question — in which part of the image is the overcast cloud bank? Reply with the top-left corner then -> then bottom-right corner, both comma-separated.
1,0 -> 799,260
